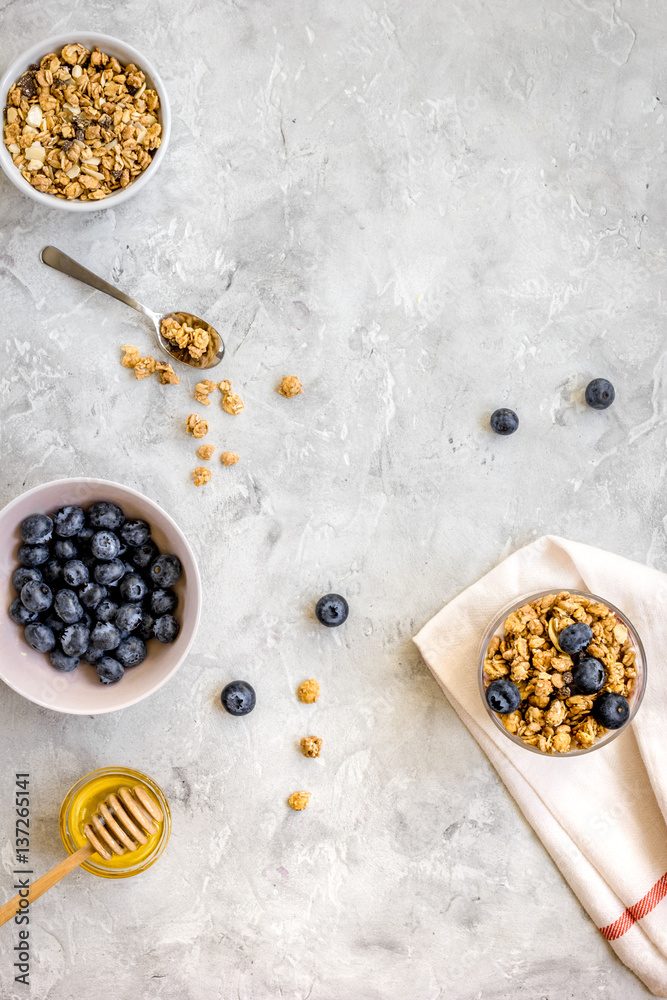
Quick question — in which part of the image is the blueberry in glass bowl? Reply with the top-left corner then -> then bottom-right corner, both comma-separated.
479,589 -> 646,757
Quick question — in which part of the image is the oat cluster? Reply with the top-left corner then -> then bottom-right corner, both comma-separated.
161,316 -> 211,361
218,380 -> 244,415
185,414 -> 209,439
193,467 -> 211,487
121,345 -> 179,384
288,791 -> 311,811
196,444 -> 215,461
278,375 -> 303,398
300,736 -> 322,758
194,379 -> 217,405
220,451 -> 239,466
297,678 -> 320,704
4,44 -> 161,200
483,592 -> 637,754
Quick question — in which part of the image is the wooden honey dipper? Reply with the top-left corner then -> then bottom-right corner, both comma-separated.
0,784 -> 163,928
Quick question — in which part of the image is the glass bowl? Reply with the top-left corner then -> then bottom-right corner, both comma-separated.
59,766 -> 170,878
478,590 -> 647,757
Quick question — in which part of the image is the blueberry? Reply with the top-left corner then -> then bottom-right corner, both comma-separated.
485,678 -> 522,714
20,580 -> 52,614
54,538 -> 78,560
62,559 -> 89,587
91,530 -> 120,561
18,543 -> 50,567
150,588 -> 178,616
90,621 -> 122,651
80,551 -> 97,572
120,519 -> 151,547
88,501 -> 125,530
96,656 -> 124,684
115,636 -> 147,667
9,598 -> 37,626
149,554 -> 182,589
153,614 -> 180,643
54,588 -> 83,624
315,593 -> 349,628
115,603 -> 143,633
95,598 -> 118,622
44,613 -> 65,635
81,645 -> 105,666
43,560 -> 64,586
119,573 -> 147,603
585,378 -> 615,410
49,648 -> 79,672
94,559 -> 125,586
138,610 -> 155,641
81,608 -> 94,629
490,408 -> 519,435
24,622 -> 56,653
558,623 -> 593,655
593,692 -> 630,730
76,524 -> 95,547
53,505 -> 85,537
572,656 -> 606,694
20,513 -> 53,544
12,567 -> 42,591
221,680 -> 256,716
132,540 -> 158,570
60,623 -> 90,657
79,582 -> 107,609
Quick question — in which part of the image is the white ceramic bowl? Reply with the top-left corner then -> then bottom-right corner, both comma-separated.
0,33 -> 171,212
0,479 -> 201,714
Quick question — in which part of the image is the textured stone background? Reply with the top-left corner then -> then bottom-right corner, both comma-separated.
0,0 -> 665,997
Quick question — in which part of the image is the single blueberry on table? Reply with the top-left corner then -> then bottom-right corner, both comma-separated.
150,588 -> 178,617
60,623 -> 90,657
94,558 -> 125,586
62,559 -> 89,587
88,501 -> 125,530
90,621 -> 122,651
585,378 -> 615,410
490,408 -> 519,435
21,580 -> 52,614
18,543 -> 50,567
53,505 -> 85,537
12,567 -> 42,591
9,598 -> 38,626
153,614 -> 180,643
115,636 -> 147,667
49,648 -> 79,672
557,622 -> 593,655
91,530 -> 121,561
149,554 -> 182,589
24,623 -> 56,653
486,678 -> 522,714
54,588 -> 84,624
593,692 -> 630,730
20,513 -> 53,545
315,593 -> 349,628
115,603 -> 143,633
43,559 -> 64,586
96,656 -> 124,684
95,598 -> 119,623
132,540 -> 158,570
54,538 -> 78,561
221,680 -> 256,716
120,519 -> 151,548
572,656 -> 606,695
79,582 -> 107,609
119,573 -> 148,603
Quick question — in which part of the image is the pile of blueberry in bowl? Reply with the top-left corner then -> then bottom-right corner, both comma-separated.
9,500 -> 182,686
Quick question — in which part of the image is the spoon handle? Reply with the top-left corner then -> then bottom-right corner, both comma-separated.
41,246 -> 154,320
0,843 -> 93,928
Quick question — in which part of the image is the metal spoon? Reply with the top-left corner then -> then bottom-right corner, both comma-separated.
40,245 -> 224,371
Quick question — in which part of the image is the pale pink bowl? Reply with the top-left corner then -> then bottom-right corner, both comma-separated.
0,478 -> 201,715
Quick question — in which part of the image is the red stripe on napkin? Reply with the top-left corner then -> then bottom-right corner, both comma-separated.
600,873 -> 667,940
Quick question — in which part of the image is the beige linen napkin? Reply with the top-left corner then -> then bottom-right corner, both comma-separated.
413,535 -> 667,997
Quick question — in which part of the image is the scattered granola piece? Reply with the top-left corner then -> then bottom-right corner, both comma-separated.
300,736 -> 322,758
121,344 -> 141,368
197,444 -> 215,461
134,356 -> 157,379
218,380 -> 244,415
279,375 -> 303,398
155,361 -> 180,385
221,451 -> 239,466
194,379 -> 217,405
288,791 -> 311,811
297,678 -> 320,704
185,414 -> 209,438
193,466 -> 211,487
